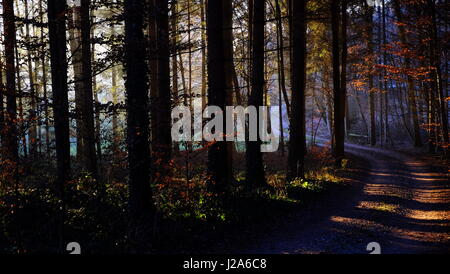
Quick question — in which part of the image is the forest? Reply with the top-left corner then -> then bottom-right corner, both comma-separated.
0,0 -> 449,254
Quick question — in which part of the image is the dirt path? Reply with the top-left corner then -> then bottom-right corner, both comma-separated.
241,144 -> 450,254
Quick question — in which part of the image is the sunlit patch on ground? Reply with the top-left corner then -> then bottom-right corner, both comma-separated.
357,201 -> 400,213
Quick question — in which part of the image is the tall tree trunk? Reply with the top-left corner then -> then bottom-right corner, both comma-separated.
68,5 -> 85,160
48,0 -> 71,250
148,0 -> 158,154
200,0 -> 207,110
332,0 -> 346,165
287,0 -> 306,180
15,37 -> 27,157
153,0 -> 172,180
124,0 -> 154,248
364,4 -> 377,146
170,0 -> 180,154
111,24 -> 119,157
223,0 -> 234,183
0,53 -> 5,151
382,0 -> 390,146
40,0 -> 50,155
207,0 -> 229,192
91,26 -> 102,169
25,0 -> 38,156
275,0 -> 286,154
2,0 -> 19,163
80,0 -> 98,177
246,0 -> 266,188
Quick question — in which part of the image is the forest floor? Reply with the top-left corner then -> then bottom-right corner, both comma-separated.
215,144 -> 450,254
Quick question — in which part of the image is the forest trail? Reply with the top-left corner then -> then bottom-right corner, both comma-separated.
240,144 -> 450,254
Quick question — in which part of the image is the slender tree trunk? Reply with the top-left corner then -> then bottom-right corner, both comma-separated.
382,0 -> 390,146
111,25 -> 119,156
2,0 -> 19,163
68,6 -> 84,160
148,0 -> 158,155
275,0 -> 286,154
200,0 -> 207,110
0,52 -> 5,151
40,0 -> 50,155
153,0 -> 172,179
223,0 -> 234,183
170,1 -> 180,154
275,0 -> 290,118
25,0 -> 38,156
287,0 -> 307,180
80,0 -> 98,177
91,26 -> 102,168
365,4 -> 377,146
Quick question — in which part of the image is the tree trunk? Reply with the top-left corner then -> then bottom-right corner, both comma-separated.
25,0 -> 38,156
40,0 -> 50,155
223,0 -> 234,184
382,0 -> 390,146
68,5 -> 85,160
80,0 -> 98,177
0,54 -> 4,151
287,0 -> 307,180
332,0 -> 346,165
275,0 -> 291,118
2,0 -> 19,163
365,4 -> 377,146
200,0 -> 207,110
48,0 -> 71,250
207,0 -> 229,192
124,0 -> 154,248
246,0 -> 266,188
153,0 -> 172,180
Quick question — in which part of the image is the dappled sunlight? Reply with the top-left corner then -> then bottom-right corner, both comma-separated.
357,201 -> 400,213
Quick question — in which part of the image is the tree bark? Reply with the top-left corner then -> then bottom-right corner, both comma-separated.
2,0 -> 19,162
246,0 -> 267,188
153,0 -> 172,179
124,0 -> 154,248
68,5 -> 85,160
80,0 -> 98,177
287,0 -> 307,180
364,4 -> 377,146
25,0 -> 38,156
207,0 -> 230,192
